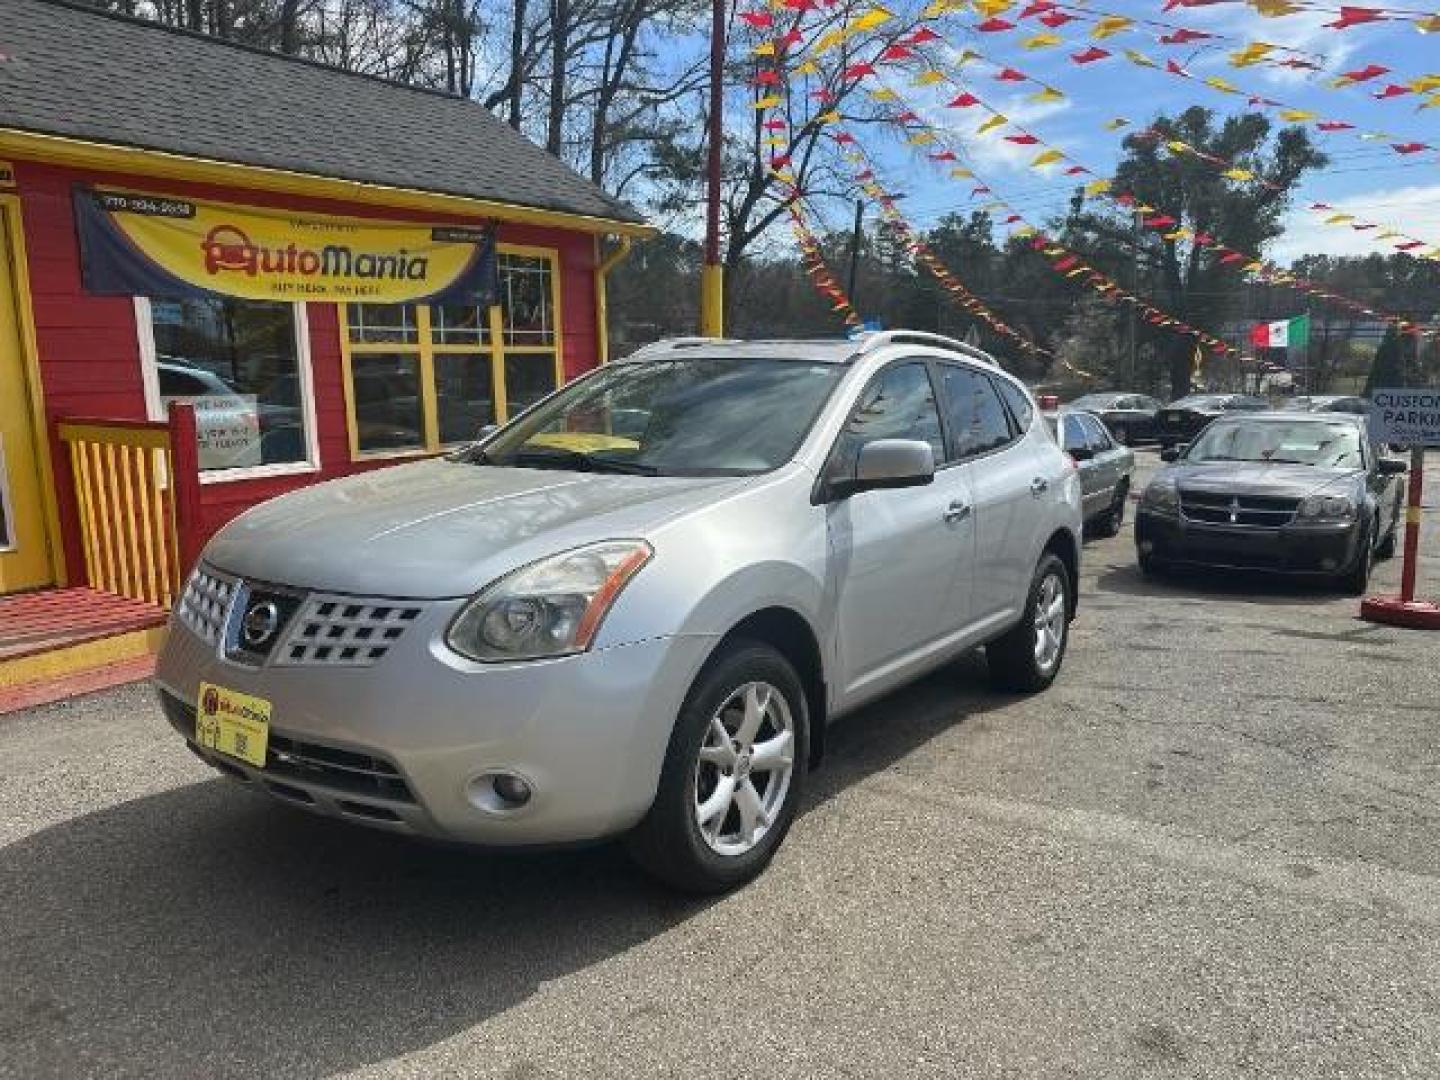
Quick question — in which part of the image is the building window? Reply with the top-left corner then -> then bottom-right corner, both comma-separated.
341,250 -> 562,458
141,297 -> 317,478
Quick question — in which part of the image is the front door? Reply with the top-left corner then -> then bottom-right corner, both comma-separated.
826,361 -> 973,704
0,213 -> 53,594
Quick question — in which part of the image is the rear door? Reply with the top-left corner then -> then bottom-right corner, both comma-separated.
936,363 -> 1039,624
825,361 -> 975,699
1079,413 -> 1122,506
1061,415 -> 1104,517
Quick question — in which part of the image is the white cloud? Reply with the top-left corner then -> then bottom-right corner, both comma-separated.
1270,183 -> 1440,262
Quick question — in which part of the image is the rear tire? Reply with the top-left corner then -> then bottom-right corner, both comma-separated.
626,640 -> 808,894
986,554 -> 1071,693
1095,482 -> 1128,538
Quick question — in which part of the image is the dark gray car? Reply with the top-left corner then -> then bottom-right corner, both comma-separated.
1135,413 -> 1406,593
1045,409 -> 1135,536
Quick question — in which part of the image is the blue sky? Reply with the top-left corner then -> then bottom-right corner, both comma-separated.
783,2 -> 1440,265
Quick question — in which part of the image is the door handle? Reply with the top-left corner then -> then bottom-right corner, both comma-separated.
943,500 -> 972,523
1030,477 -> 1049,497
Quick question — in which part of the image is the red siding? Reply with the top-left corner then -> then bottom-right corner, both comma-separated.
11,158 -> 602,583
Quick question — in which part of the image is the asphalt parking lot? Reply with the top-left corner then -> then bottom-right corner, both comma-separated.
2,450 -> 1438,1079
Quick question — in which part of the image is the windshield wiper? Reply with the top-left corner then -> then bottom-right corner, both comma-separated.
505,446 -> 660,475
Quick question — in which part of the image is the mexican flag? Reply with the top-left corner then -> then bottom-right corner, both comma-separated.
1250,314 -> 1310,349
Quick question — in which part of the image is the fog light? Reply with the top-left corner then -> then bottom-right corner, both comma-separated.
467,770 -> 535,814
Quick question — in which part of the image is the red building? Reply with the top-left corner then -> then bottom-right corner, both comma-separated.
0,0 -> 651,635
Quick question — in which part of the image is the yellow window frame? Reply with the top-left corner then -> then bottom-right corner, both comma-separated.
339,244 -> 565,461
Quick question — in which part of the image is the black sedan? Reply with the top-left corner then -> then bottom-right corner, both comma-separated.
1066,392 -> 1164,445
1154,393 -> 1268,449
1135,413 -> 1406,593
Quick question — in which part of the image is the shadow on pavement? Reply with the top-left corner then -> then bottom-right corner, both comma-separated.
1094,560 -> 1350,607
0,655 -> 1010,1077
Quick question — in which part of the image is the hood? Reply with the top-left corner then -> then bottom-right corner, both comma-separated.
203,459 -> 746,597
1165,461 -> 1359,499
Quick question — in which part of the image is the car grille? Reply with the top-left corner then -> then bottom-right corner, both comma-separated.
161,691 -> 416,803
1180,490 -> 1300,528
176,567 -> 237,645
274,598 -> 424,667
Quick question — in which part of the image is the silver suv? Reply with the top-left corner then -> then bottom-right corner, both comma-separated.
157,333 -> 1082,892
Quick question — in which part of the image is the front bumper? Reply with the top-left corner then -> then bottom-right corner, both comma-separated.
156,594 -> 717,847
1135,509 -> 1362,574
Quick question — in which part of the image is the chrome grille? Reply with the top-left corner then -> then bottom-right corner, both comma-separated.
176,566 -> 236,645
275,597 -> 424,666
1180,490 -> 1300,528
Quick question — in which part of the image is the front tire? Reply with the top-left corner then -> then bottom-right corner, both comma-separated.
986,553 -> 1072,693
626,640 -> 808,893
1338,522 -> 1375,596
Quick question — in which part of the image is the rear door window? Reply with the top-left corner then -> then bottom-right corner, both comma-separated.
939,365 -> 1014,459
1060,415 -> 1087,454
1080,414 -> 1113,452
995,378 -> 1034,432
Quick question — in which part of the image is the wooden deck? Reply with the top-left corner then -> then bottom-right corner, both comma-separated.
0,588 -> 166,661
0,589 -> 168,712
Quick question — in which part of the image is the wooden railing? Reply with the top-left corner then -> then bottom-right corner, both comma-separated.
57,402 -> 202,609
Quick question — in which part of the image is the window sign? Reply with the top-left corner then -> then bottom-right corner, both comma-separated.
148,297 -> 311,473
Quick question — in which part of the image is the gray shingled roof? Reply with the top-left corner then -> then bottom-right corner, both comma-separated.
0,0 -> 646,226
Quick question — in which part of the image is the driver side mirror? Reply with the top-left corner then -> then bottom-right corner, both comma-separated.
1068,445 -> 1094,462
824,439 -> 936,501
1160,444 -> 1186,463
1377,457 -> 1407,476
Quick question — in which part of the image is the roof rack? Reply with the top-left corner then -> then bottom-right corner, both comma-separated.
854,331 -> 997,367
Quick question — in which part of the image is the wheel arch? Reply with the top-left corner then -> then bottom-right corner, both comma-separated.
713,606 -> 828,770
1042,527 -> 1080,619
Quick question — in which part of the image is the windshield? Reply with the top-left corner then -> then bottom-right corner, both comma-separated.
1170,395 -> 1228,410
1185,420 -> 1365,469
460,357 -> 847,477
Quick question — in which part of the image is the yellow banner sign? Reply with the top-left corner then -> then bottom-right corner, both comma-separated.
76,188 -> 496,304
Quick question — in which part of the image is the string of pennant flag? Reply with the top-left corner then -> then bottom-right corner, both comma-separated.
742,0 -> 1440,341
921,0 -> 1440,109
837,112 -> 1242,359
842,27 -> 1440,336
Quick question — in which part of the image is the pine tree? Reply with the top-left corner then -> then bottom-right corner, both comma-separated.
1363,325 -> 1405,397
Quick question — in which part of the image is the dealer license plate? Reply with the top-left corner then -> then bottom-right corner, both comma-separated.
195,681 -> 271,768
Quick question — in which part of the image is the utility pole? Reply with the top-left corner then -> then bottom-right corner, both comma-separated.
699,0 -> 725,337
846,199 -> 864,317
1127,207 -> 1140,388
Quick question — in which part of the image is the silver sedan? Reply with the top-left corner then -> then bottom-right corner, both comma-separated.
157,333 -> 1083,892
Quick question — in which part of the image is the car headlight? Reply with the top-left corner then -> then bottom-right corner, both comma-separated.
1296,494 -> 1356,523
1141,477 -> 1179,515
446,540 -> 653,662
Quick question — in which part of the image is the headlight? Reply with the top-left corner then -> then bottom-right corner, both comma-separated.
446,540 -> 653,662
1296,494 -> 1356,523
1141,477 -> 1179,515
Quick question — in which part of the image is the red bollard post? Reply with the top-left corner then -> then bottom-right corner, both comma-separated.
1361,445 -> 1439,628
1398,446 -> 1424,603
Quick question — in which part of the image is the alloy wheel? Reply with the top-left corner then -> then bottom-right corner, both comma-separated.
1032,571 -> 1068,674
693,681 -> 795,857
